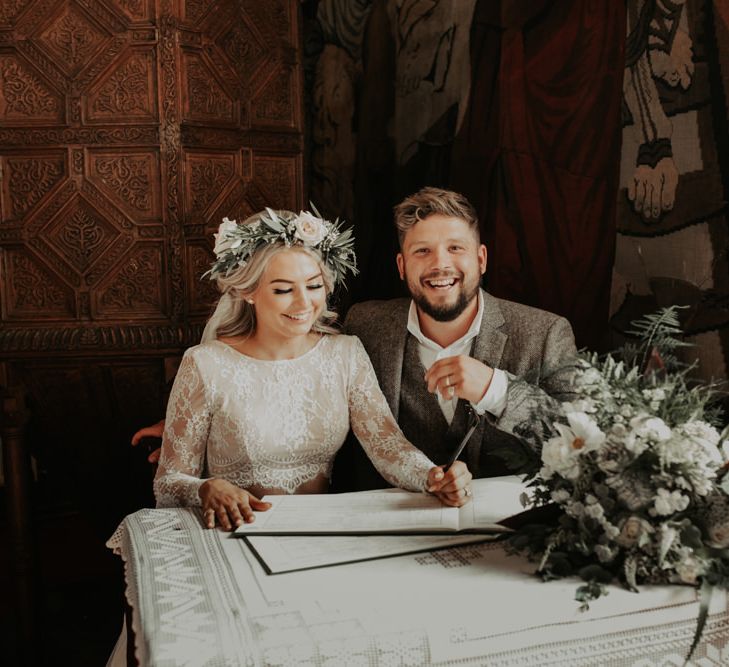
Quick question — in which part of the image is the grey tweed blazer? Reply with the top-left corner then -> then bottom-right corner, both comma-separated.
332,289 -> 577,489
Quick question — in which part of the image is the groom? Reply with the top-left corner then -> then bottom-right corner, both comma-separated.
332,186 -> 576,490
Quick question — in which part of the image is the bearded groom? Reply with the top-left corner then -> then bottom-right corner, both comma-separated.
335,187 -> 577,490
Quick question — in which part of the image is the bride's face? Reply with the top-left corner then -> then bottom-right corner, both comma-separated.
250,249 -> 327,340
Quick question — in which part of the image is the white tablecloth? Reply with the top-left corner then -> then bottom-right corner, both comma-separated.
109,508 -> 729,666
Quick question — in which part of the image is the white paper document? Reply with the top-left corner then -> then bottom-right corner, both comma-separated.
234,475 -> 527,536
244,533 -> 498,573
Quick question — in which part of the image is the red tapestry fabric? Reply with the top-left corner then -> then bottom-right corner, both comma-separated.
451,1 -> 627,349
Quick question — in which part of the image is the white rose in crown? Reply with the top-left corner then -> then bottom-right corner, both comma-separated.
213,217 -> 240,256
293,212 -> 327,245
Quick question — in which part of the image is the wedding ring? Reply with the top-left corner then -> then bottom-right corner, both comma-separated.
464,487 -> 472,497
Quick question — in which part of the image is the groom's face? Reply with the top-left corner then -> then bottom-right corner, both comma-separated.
396,214 -> 486,322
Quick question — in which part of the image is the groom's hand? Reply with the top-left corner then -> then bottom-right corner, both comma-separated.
427,461 -> 473,507
131,419 -> 165,463
425,355 -> 494,404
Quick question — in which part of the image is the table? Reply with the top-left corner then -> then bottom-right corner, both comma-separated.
109,508 -> 729,666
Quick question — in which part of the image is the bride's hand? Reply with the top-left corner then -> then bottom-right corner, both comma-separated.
427,461 -> 473,507
198,478 -> 272,530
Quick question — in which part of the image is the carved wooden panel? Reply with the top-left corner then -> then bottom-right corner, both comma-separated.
1,0 -> 303,350
0,0 -> 304,525
3,249 -> 75,319
87,47 -> 158,123
0,53 -> 65,124
181,50 -> 236,124
34,2 -> 111,77
1,151 -> 67,221
96,244 -> 166,318
87,148 -> 161,220
0,1 -> 29,26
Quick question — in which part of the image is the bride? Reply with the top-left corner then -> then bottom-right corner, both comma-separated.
154,208 -> 472,530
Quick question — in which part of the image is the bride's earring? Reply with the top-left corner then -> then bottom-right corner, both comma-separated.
246,298 -> 254,304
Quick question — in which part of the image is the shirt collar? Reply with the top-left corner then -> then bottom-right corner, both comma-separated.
406,290 -> 484,352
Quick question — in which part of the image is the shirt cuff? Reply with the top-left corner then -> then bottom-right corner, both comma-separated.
471,368 -> 508,418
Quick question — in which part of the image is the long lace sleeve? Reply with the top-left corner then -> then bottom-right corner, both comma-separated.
347,337 -> 433,491
153,351 -> 212,507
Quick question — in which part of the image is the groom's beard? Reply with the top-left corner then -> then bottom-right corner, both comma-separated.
406,270 -> 480,322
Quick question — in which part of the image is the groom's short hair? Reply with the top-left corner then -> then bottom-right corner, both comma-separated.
393,187 -> 479,247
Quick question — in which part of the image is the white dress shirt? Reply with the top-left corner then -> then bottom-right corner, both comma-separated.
406,291 -> 508,424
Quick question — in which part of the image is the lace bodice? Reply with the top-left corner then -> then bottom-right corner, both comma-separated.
154,334 -> 434,505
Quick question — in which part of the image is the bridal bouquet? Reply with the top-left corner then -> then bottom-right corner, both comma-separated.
505,308 -> 729,655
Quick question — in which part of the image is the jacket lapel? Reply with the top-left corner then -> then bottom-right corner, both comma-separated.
378,299 -> 410,420
466,291 -> 508,469
471,290 -> 507,370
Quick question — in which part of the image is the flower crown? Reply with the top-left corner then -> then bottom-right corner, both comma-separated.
205,207 -> 358,287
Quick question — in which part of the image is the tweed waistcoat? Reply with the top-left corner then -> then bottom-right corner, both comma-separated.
397,334 -> 475,469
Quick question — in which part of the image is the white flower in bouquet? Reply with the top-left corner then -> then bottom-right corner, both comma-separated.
652,488 -> 690,516
541,412 -> 605,480
502,307 -> 729,660
672,547 -> 708,585
620,404 -> 635,419
575,365 -> 603,388
616,516 -> 653,548
681,421 -> 722,461
642,388 -> 666,402
610,422 -> 645,456
562,399 -> 597,414
550,488 -> 571,503
629,414 -> 672,442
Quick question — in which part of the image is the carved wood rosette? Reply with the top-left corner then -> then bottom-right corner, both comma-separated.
0,0 -> 304,352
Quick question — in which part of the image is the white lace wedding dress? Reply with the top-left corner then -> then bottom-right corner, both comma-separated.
154,334 -> 434,505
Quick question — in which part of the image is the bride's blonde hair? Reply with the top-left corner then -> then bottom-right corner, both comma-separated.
205,212 -> 339,340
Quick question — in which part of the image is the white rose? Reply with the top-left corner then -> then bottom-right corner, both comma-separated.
542,433 -> 581,480
630,414 -> 672,442
293,212 -> 328,245
708,522 -> 729,549
616,516 -> 653,547
213,217 -> 239,256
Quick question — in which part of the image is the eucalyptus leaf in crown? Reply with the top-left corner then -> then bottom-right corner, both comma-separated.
205,206 -> 358,287
502,307 -> 729,660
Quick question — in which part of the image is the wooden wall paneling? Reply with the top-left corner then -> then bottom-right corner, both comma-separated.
0,0 -> 304,656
